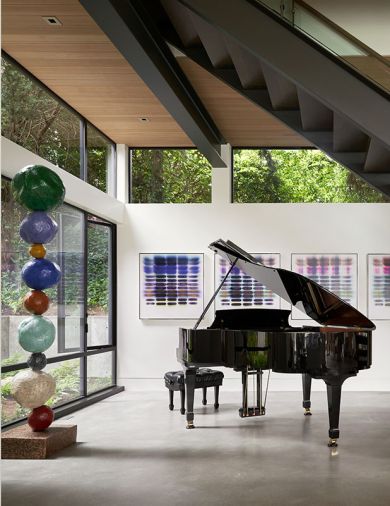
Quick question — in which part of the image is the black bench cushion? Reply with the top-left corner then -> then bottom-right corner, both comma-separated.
164,368 -> 224,389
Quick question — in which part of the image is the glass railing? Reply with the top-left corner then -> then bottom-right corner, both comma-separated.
254,0 -> 390,94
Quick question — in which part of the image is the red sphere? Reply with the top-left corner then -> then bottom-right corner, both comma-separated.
28,405 -> 54,431
23,290 -> 50,315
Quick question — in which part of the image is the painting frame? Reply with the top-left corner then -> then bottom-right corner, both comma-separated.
291,253 -> 358,320
139,252 -> 204,320
367,253 -> 390,320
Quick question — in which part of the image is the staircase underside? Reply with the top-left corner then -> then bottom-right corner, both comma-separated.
159,0 -> 390,197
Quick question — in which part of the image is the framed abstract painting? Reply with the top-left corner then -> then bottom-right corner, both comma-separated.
139,253 -> 204,319
367,254 -> 390,319
214,253 -> 281,310
291,253 -> 358,319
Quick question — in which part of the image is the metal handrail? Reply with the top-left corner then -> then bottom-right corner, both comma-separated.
294,0 -> 390,69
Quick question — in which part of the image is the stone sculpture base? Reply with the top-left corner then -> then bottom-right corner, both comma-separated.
1,422 -> 77,459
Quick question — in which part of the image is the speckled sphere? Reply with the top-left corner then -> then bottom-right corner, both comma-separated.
12,164 -> 65,211
18,316 -> 55,353
27,353 -> 47,371
28,405 -> 54,431
21,258 -> 61,290
29,243 -> 46,259
20,211 -> 58,244
23,290 -> 50,315
11,370 -> 56,409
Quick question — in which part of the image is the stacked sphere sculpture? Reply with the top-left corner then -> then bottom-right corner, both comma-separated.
10,165 -> 65,431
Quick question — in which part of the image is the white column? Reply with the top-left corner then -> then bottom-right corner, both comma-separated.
116,144 -> 129,204
212,144 -> 232,205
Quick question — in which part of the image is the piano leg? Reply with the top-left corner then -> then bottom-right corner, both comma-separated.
326,382 -> 342,447
302,373 -> 312,416
185,368 -> 196,429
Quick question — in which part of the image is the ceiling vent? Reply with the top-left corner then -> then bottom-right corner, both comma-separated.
42,16 -> 62,26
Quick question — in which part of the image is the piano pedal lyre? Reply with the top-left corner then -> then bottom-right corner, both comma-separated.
239,368 -> 266,418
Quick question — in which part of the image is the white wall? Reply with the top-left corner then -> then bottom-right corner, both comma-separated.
117,150 -> 390,392
306,0 -> 390,55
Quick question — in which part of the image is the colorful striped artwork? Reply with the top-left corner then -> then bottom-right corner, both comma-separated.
214,254 -> 281,310
139,253 -> 204,319
291,254 -> 358,319
368,254 -> 390,319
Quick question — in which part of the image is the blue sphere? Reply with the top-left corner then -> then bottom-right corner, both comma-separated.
20,212 -> 58,244
21,258 -> 61,290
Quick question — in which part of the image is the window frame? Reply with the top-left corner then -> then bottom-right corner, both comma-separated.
1,177 -> 119,429
1,51 -> 117,197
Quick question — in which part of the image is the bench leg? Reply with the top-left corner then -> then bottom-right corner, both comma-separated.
169,390 -> 174,411
214,386 -> 220,409
202,387 -> 207,406
180,388 -> 185,415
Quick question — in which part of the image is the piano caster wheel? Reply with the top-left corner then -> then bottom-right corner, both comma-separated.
186,421 -> 195,429
202,400 -> 207,406
214,403 -> 219,410
328,438 -> 338,448
304,408 -> 312,416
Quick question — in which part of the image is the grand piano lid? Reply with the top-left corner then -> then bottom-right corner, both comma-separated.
210,239 -> 375,330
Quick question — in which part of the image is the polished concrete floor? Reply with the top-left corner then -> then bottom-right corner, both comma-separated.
2,390 -> 390,506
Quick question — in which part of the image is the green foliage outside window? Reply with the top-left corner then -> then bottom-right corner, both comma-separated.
233,149 -> 388,203
1,56 -> 114,194
131,149 -> 212,203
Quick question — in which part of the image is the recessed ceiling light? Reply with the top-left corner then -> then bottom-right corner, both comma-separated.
138,117 -> 150,123
42,16 -> 62,26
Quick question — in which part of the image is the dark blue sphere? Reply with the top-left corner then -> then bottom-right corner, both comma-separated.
21,258 -> 61,290
20,212 -> 58,244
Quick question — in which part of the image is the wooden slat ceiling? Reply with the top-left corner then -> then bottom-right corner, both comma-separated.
1,0 -> 309,147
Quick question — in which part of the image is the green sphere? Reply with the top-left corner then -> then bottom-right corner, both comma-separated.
12,165 -> 65,211
18,315 -> 55,353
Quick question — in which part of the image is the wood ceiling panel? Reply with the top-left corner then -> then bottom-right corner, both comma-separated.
1,0 -> 192,147
2,0 -> 309,148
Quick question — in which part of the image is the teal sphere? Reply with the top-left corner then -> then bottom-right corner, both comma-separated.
18,316 -> 55,353
12,164 -> 65,211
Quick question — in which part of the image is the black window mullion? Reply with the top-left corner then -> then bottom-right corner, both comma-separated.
80,118 -> 87,181
81,211 -> 88,397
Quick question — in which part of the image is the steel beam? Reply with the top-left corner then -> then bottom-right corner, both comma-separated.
79,0 -> 225,167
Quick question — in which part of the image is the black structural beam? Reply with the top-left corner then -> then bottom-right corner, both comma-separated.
79,0 -> 226,167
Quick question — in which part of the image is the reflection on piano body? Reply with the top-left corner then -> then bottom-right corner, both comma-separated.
177,240 -> 375,446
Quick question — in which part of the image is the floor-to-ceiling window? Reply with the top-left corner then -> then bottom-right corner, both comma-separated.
1,177 -> 119,428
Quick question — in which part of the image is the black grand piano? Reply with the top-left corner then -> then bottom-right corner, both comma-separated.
178,239 -> 375,446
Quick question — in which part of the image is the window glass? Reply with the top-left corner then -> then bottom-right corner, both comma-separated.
1,57 -> 80,177
87,220 -> 112,346
87,352 -> 114,394
233,149 -> 388,203
131,148 -> 212,203
87,123 -> 115,194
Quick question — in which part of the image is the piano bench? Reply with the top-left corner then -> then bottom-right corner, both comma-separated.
164,369 -> 224,415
